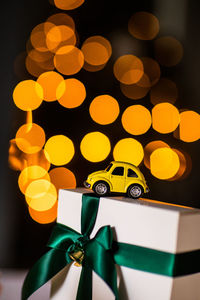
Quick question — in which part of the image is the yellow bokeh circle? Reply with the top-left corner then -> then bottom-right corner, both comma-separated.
150,147 -> 180,179
122,105 -> 151,135
44,135 -> 75,166
18,165 -> 50,195
144,140 -> 170,169
89,95 -> 120,125
80,132 -> 111,162
113,138 -> 144,166
13,80 -> 43,111
25,179 -> 57,211
152,103 -> 180,134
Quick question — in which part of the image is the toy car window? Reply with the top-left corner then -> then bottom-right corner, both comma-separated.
127,168 -> 138,178
105,163 -> 113,172
112,167 -> 124,176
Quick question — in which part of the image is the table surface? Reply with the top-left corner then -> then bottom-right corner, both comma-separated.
0,269 -> 50,300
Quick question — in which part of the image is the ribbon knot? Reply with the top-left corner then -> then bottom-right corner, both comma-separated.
22,194 -> 119,300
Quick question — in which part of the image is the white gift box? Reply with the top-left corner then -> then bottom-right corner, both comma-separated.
50,188 -> 200,300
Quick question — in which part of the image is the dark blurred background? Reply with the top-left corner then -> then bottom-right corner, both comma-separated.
0,0 -> 200,268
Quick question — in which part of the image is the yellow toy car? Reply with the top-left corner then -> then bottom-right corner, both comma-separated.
84,161 -> 149,199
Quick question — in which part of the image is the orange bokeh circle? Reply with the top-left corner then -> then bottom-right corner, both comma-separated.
54,0 -> 84,10
122,105 -> 151,135
150,78 -> 178,105
154,36 -> 183,67
16,123 -> 45,154
46,25 -> 76,53
152,103 -> 180,134
89,95 -> 120,125
178,111 -> 200,142
57,78 -> 86,108
29,201 -> 58,224
49,167 -> 76,192
54,45 -> 84,75
128,12 -> 159,40
113,55 -> 144,85
37,71 -> 65,102
81,36 -> 112,66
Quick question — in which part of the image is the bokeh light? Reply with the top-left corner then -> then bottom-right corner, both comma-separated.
113,55 -> 144,85
37,71 -> 65,102
168,149 -> 187,181
80,132 -> 111,162
46,25 -> 76,53
57,78 -> 86,108
83,61 -> 106,72
8,139 -> 25,171
44,135 -> 75,165
54,0 -> 84,10
25,53 -> 54,78
46,13 -> 75,30
128,12 -> 159,40
89,95 -> 120,125
25,179 -> 57,211
23,150 -> 51,171
120,80 -> 150,100
122,105 -> 151,135
152,103 -> 180,133
18,166 -> 50,195
8,140 -> 50,171
28,201 -> 57,224
177,111 -> 200,142
13,80 -> 43,111
27,48 -> 53,64
144,140 -> 170,169
54,45 -> 84,75
30,22 -> 54,52
16,123 -> 46,154
49,167 -> 76,192
154,36 -> 184,67
81,35 -> 112,66
150,78 -> 178,105
150,147 -> 180,180
113,138 -> 144,166
140,57 -> 160,87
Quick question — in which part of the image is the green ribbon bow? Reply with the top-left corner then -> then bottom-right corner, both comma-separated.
22,194 -> 118,300
22,193 -> 200,300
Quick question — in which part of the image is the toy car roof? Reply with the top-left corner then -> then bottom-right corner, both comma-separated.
110,161 -> 138,169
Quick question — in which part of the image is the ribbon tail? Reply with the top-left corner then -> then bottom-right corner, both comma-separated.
22,248 -> 70,300
76,265 -> 92,300
86,242 -> 119,300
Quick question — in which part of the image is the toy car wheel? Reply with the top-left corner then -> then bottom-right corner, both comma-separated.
127,184 -> 143,199
93,181 -> 109,196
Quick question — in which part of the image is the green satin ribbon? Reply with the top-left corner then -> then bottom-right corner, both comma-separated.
22,194 -> 118,300
22,193 -> 200,300
113,242 -> 200,277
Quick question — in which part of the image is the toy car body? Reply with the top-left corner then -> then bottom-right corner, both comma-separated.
84,161 -> 149,199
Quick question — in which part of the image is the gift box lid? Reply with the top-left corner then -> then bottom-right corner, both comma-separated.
57,188 -> 200,253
